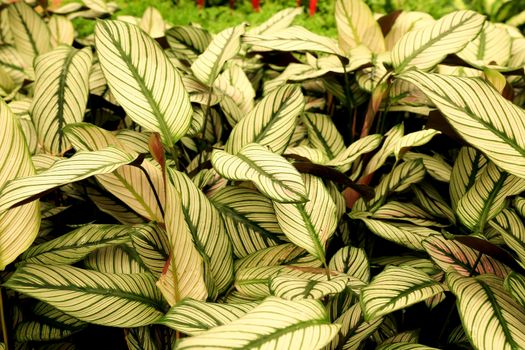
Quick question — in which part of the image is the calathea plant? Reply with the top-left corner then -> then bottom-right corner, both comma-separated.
0,0 -> 524,349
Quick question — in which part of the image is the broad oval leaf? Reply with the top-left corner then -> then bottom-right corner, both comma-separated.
361,265 -> 445,321
48,15 -> 75,47
329,246 -> 370,282
491,209 -> 525,266
335,0 -> 386,54
31,46 -> 92,155
156,299 -> 257,335
83,244 -> 148,274
95,20 -> 192,146
4,264 -> 165,327
446,271 -> 525,350
234,243 -> 319,272
212,143 -> 307,203
173,297 -> 340,350
247,7 -> 303,35
225,84 -> 305,155
449,146 -> 488,210
393,129 -> 441,160
392,10 -> 485,73
130,224 -> 169,276
270,274 -> 349,300
0,99 -> 39,270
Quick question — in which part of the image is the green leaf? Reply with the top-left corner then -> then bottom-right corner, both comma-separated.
191,23 -> 245,86
504,272 -> 525,309
225,84 -> 304,155
398,71 -> 525,179
449,146 -> 488,210
20,224 -> 132,265
274,174 -> 338,264
4,264 -> 165,327
330,303 -> 383,350
125,326 -> 159,350
0,99 -> 39,270
130,224 -> 169,276
210,186 -> 286,258
447,271 -> 525,350
456,161 -> 525,232
335,0 -> 386,54
173,297 -> 340,350
166,25 -> 212,62
392,10 -> 485,73
212,143 -> 307,203
0,146 -> 138,213
95,20 -> 192,146
361,265 -> 445,321
156,299 -> 257,335
490,209 -> 525,267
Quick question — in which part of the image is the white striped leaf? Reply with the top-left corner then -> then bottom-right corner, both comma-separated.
125,326 -> 158,350
0,45 -> 29,85
393,129 -> 440,159
65,123 -> 165,222
0,146 -> 138,213
214,64 -> 255,125
490,209 -> 525,266
329,246 -> 370,282
166,25 -> 212,62
364,123 -> 404,176
274,174 -> 338,264
371,201 -> 446,227
173,297 -> 340,350
392,10 -> 485,73
95,20 -> 192,146
82,0 -> 110,13
423,235 -> 511,277
234,244 -> 319,272
398,70 -> 525,179
456,161 -> 525,232
361,265 -> 445,321
31,46 -> 92,155
380,330 -> 420,346
403,152 -> 452,182
139,7 -> 165,39
48,15 -> 75,46
210,186 -> 286,258
8,2 -> 52,65
191,23 -> 245,86
377,343 -> 439,350
326,134 -> 383,172
130,224 -> 169,276
504,272 -> 525,309
302,113 -> 345,160
0,99 -> 39,270
15,302 -> 86,341
212,143 -> 307,203
20,224 -> 132,265
446,271 -> 525,350
86,186 -> 145,225
515,197 -> 525,218
156,170 -> 209,305
156,299 -> 257,335
385,12 -> 435,50
4,264 -> 165,327
84,244 -> 148,274
270,274 -> 349,300
247,7 -> 303,35
243,26 -> 346,56
115,129 -> 151,153
225,84 -> 304,155
457,21 -> 512,68
449,147 -> 488,210
168,168 -> 233,296
335,0 -> 386,54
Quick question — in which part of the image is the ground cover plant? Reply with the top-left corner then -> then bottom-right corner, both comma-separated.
0,0 -> 525,349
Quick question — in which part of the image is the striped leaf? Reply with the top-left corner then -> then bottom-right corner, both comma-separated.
335,0 -> 386,54
403,152 -> 452,182
156,299 -> 257,335
225,84 -> 304,155
157,170 -> 209,305
446,271 -> 525,350
0,146 -> 138,213
361,265 -> 445,321
212,143 -> 307,203
326,134 -> 383,172
270,274 -> 349,300
274,174 -> 338,264
377,343 -> 439,350
0,45 -> 30,85
372,201 -> 446,227
0,99 -> 39,270
210,186 -> 286,258
8,2 -> 51,65
243,26 -> 346,56
173,297 -> 340,350
214,64 -> 255,125
15,302 -> 86,341
31,46 -> 92,155
364,123 -> 404,176
456,161 -> 525,232
380,330 -> 420,346
393,129 -> 441,160
423,235 -> 511,277
449,147 -> 488,210
385,11 -> 435,50
48,15 -> 75,47
490,209 -> 525,266
95,20 -> 192,146
329,303 -> 383,350
130,224 -> 169,276
139,7 -> 165,38
20,224 -> 132,265
191,23 -> 245,86
504,272 -> 525,309
398,70 -> 525,179
86,186 -> 145,225
166,25 -> 212,62
84,244 -> 148,274
4,264 -> 165,327
515,197 -> 525,218
234,244 -> 319,272
392,10 -> 485,73
125,327 -> 158,350
249,7 -> 302,35
329,246 -> 370,282
168,168 -> 233,296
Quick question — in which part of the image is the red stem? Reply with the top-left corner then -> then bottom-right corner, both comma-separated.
252,0 -> 260,12
309,0 -> 317,16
